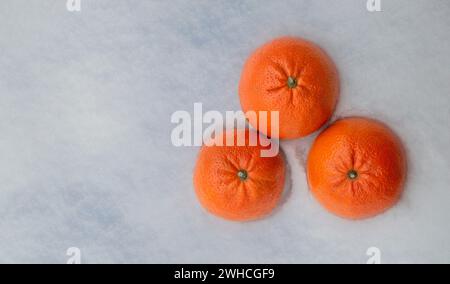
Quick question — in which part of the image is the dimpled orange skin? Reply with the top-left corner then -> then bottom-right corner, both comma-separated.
307,117 -> 407,220
194,129 -> 285,221
239,36 -> 339,139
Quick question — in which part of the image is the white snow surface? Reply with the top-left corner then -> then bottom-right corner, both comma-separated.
0,0 -> 449,263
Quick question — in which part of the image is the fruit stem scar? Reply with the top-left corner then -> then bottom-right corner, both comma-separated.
287,76 -> 297,89
347,170 -> 358,180
237,169 -> 248,181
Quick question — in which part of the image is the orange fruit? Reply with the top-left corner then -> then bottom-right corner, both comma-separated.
307,117 -> 407,220
239,36 -> 339,139
194,129 -> 285,221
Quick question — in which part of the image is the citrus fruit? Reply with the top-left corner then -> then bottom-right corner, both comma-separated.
194,129 -> 285,221
307,117 -> 407,219
239,36 -> 339,139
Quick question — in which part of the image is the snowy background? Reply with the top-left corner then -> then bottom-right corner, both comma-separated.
0,0 -> 449,263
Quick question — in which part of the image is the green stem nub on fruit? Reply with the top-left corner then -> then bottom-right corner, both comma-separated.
347,170 -> 358,180
287,76 -> 298,89
237,170 -> 248,181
